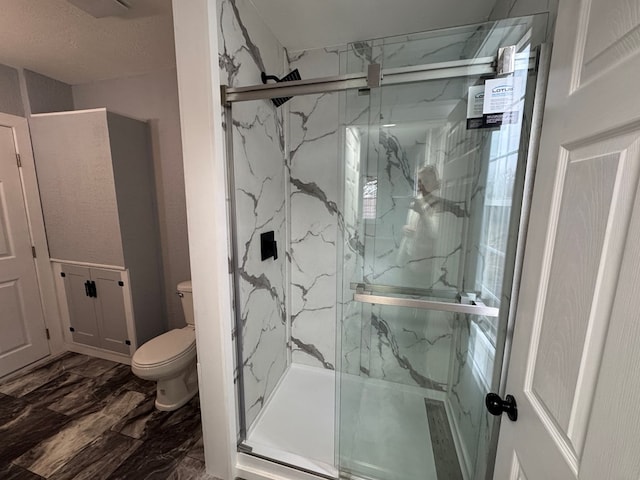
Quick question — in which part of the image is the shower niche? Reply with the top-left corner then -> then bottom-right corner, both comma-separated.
223,13 -> 549,480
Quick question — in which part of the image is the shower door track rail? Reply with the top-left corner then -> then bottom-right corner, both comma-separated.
349,281 -> 458,299
222,52 -> 537,103
353,291 -> 500,317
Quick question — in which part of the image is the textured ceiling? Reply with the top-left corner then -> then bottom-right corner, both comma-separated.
248,0 -> 499,51
0,0 -> 499,86
0,0 -> 175,85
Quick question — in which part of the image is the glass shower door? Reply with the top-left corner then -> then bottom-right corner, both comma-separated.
337,15 -> 547,480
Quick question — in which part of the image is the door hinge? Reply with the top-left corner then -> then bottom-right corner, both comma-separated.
45,328 -> 50,340
497,45 -> 517,75
31,246 -> 36,258
16,153 -> 22,168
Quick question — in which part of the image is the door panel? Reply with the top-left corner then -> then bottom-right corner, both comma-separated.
91,268 -> 129,354
495,0 -> 640,477
0,280 -> 30,354
531,152 -> 620,433
62,264 -> 101,348
579,196 -> 640,478
0,125 -> 49,377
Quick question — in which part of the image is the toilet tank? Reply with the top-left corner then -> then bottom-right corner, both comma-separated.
177,281 -> 195,326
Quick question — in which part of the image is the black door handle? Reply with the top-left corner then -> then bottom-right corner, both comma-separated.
90,281 -> 97,298
84,281 -> 91,297
485,393 -> 518,421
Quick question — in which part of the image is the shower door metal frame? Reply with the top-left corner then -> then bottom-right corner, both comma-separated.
222,53 -> 536,104
223,42 -> 549,479
222,99 -> 249,444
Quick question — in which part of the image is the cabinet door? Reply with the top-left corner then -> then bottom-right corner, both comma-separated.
29,111 -> 125,267
62,264 -> 100,348
91,268 -> 130,354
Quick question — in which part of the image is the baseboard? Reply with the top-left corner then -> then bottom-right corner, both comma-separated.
445,395 -> 472,480
237,452 -> 328,480
0,352 -> 63,383
66,343 -> 131,365
0,346 -> 130,384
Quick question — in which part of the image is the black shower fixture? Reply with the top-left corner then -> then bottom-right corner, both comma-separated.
260,69 -> 301,107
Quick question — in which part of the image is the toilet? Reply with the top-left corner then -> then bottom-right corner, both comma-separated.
132,280 -> 198,411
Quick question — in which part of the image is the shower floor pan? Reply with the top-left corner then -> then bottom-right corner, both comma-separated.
245,364 -> 462,479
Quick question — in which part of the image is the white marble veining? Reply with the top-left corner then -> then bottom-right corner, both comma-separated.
336,68 -> 474,395
287,44 -> 469,393
218,11 -> 540,475
287,47 -> 342,369
217,0 -> 289,429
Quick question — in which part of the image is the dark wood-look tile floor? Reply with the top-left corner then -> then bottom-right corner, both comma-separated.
0,353 -> 219,480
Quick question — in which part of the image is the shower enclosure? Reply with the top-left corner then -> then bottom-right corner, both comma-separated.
223,14 -> 549,480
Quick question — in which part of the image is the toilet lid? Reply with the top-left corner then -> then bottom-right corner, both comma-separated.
133,328 -> 196,367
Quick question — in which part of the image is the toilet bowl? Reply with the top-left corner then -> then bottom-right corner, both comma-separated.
131,280 -> 198,411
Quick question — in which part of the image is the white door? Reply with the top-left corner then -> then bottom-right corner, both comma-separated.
0,125 -> 49,377
494,0 -> 640,478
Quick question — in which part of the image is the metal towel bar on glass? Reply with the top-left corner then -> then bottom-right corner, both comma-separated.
350,283 -> 499,317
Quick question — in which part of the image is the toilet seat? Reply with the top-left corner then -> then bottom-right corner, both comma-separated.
132,327 -> 196,379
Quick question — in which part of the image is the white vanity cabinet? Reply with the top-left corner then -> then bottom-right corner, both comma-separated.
30,109 -> 166,359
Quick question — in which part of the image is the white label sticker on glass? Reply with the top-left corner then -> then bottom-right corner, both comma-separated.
467,85 -> 485,119
483,77 -> 519,115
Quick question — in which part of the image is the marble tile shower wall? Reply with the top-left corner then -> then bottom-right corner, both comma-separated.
343,34 -> 485,393
339,127 -> 365,376
354,117 -> 458,392
216,9 -> 534,433
287,37 -> 483,395
287,48 -> 342,369
217,0 -> 288,429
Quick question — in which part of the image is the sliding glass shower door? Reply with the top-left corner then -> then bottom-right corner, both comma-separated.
337,15 -> 548,480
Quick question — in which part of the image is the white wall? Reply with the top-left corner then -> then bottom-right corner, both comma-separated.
73,69 -> 190,329
172,0 -> 236,477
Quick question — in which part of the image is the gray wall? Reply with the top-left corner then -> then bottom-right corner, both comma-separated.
24,69 -> 74,114
0,64 -> 25,117
0,64 -> 74,116
72,69 -> 190,330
